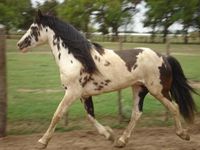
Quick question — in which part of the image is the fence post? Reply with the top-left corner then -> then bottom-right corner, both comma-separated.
166,37 -> 171,55
117,37 -> 124,122
0,25 -> 7,137
164,36 -> 171,122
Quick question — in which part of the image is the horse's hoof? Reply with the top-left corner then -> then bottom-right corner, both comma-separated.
114,138 -> 126,148
36,140 -> 47,149
105,126 -> 115,142
176,129 -> 190,141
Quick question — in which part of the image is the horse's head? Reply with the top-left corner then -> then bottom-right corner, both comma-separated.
17,10 -> 48,52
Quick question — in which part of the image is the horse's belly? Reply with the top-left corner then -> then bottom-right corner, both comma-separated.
81,72 -> 142,97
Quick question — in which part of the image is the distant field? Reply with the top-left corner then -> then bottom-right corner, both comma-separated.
6,39 -> 200,135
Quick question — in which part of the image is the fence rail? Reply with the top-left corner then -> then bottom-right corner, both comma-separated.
7,33 -> 200,44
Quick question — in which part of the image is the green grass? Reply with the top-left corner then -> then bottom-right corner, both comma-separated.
6,39 -> 200,135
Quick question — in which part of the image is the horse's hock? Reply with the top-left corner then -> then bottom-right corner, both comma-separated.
0,25 -> 7,137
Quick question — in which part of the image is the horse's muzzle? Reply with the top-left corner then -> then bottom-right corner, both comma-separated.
17,41 -> 29,53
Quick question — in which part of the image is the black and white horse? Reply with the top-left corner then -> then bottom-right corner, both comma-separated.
17,10 -> 197,148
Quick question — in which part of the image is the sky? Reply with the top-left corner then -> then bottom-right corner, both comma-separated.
31,0 -> 183,33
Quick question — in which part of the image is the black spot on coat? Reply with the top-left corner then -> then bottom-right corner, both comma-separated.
31,26 -> 40,42
58,53 -> 61,60
83,97 -> 95,117
104,61 -> 111,66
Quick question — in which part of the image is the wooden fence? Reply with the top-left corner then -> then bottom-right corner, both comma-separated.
0,25 -> 7,137
7,33 -> 200,44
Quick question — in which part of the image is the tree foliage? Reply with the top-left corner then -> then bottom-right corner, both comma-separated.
36,0 -> 59,16
0,0 -> 34,31
144,0 -> 179,43
193,0 -> 200,37
57,0 -> 137,37
57,0 -> 95,33
176,0 -> 198,43
144,0 -> 199,43
94,0 -> 136,37
0,0 -> 199,43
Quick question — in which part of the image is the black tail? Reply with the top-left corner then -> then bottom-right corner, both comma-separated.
167,56 -> 198,123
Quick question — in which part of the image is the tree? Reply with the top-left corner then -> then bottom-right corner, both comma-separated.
0,0 -> 34,31
0,2 -> 15,32
143,14 -> 159,43
36,0 -> 59,16
57,0 -> 95,33
144,0 -> 179,43
194,0 -> 200,38
94,0 -> 136,39
177,0 -> 198,44
57,0 -> 139,38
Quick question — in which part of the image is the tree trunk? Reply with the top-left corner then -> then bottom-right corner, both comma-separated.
0,26 -> 7,137
163,28 -> 168,43
112,27 -> 119,42
183,29 -> 188,44
166,37 -> 170,55
199,31 -> 200,43
151,25 -> 156,43
151,33 -> 155,43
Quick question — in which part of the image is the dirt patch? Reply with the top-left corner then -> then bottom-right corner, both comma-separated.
1,126 -> 200,150
191,81 -> 200,89
17,88 -> 63,93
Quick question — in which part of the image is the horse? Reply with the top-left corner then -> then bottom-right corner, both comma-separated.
17,10 -> 198,149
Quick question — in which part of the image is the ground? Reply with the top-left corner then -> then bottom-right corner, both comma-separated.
2,82 -> 200,150
1,124 -> 200,150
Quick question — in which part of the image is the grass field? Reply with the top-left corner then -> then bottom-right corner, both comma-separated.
6,39 -> 200,135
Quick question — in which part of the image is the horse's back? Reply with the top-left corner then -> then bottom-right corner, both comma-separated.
82,47 -> 166,97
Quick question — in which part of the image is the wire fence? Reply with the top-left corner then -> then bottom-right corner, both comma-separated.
4,31 -> 200,136
7,33 -> 200,44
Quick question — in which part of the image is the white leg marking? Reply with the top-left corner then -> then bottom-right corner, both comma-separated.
38,89 -> 80,147
155,95 -> 190,140
115,86 -> 143,147
87,114 -> 113,140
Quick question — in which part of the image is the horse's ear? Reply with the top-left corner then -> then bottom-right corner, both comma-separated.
35,9 -> 43,22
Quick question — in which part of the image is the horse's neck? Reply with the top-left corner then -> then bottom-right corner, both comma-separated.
47,30 -> 65,65
46,29 -> 82,74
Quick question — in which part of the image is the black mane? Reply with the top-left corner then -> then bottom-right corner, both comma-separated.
36,14 -> 98,74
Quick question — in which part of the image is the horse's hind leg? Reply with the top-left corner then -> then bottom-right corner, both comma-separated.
151,90 -> 190,140
83,97 -> 114,141
114,85 -> 148,148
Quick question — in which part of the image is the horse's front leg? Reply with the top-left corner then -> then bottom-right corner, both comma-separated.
83,97 -> 115,141
38,88 -> 80,149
